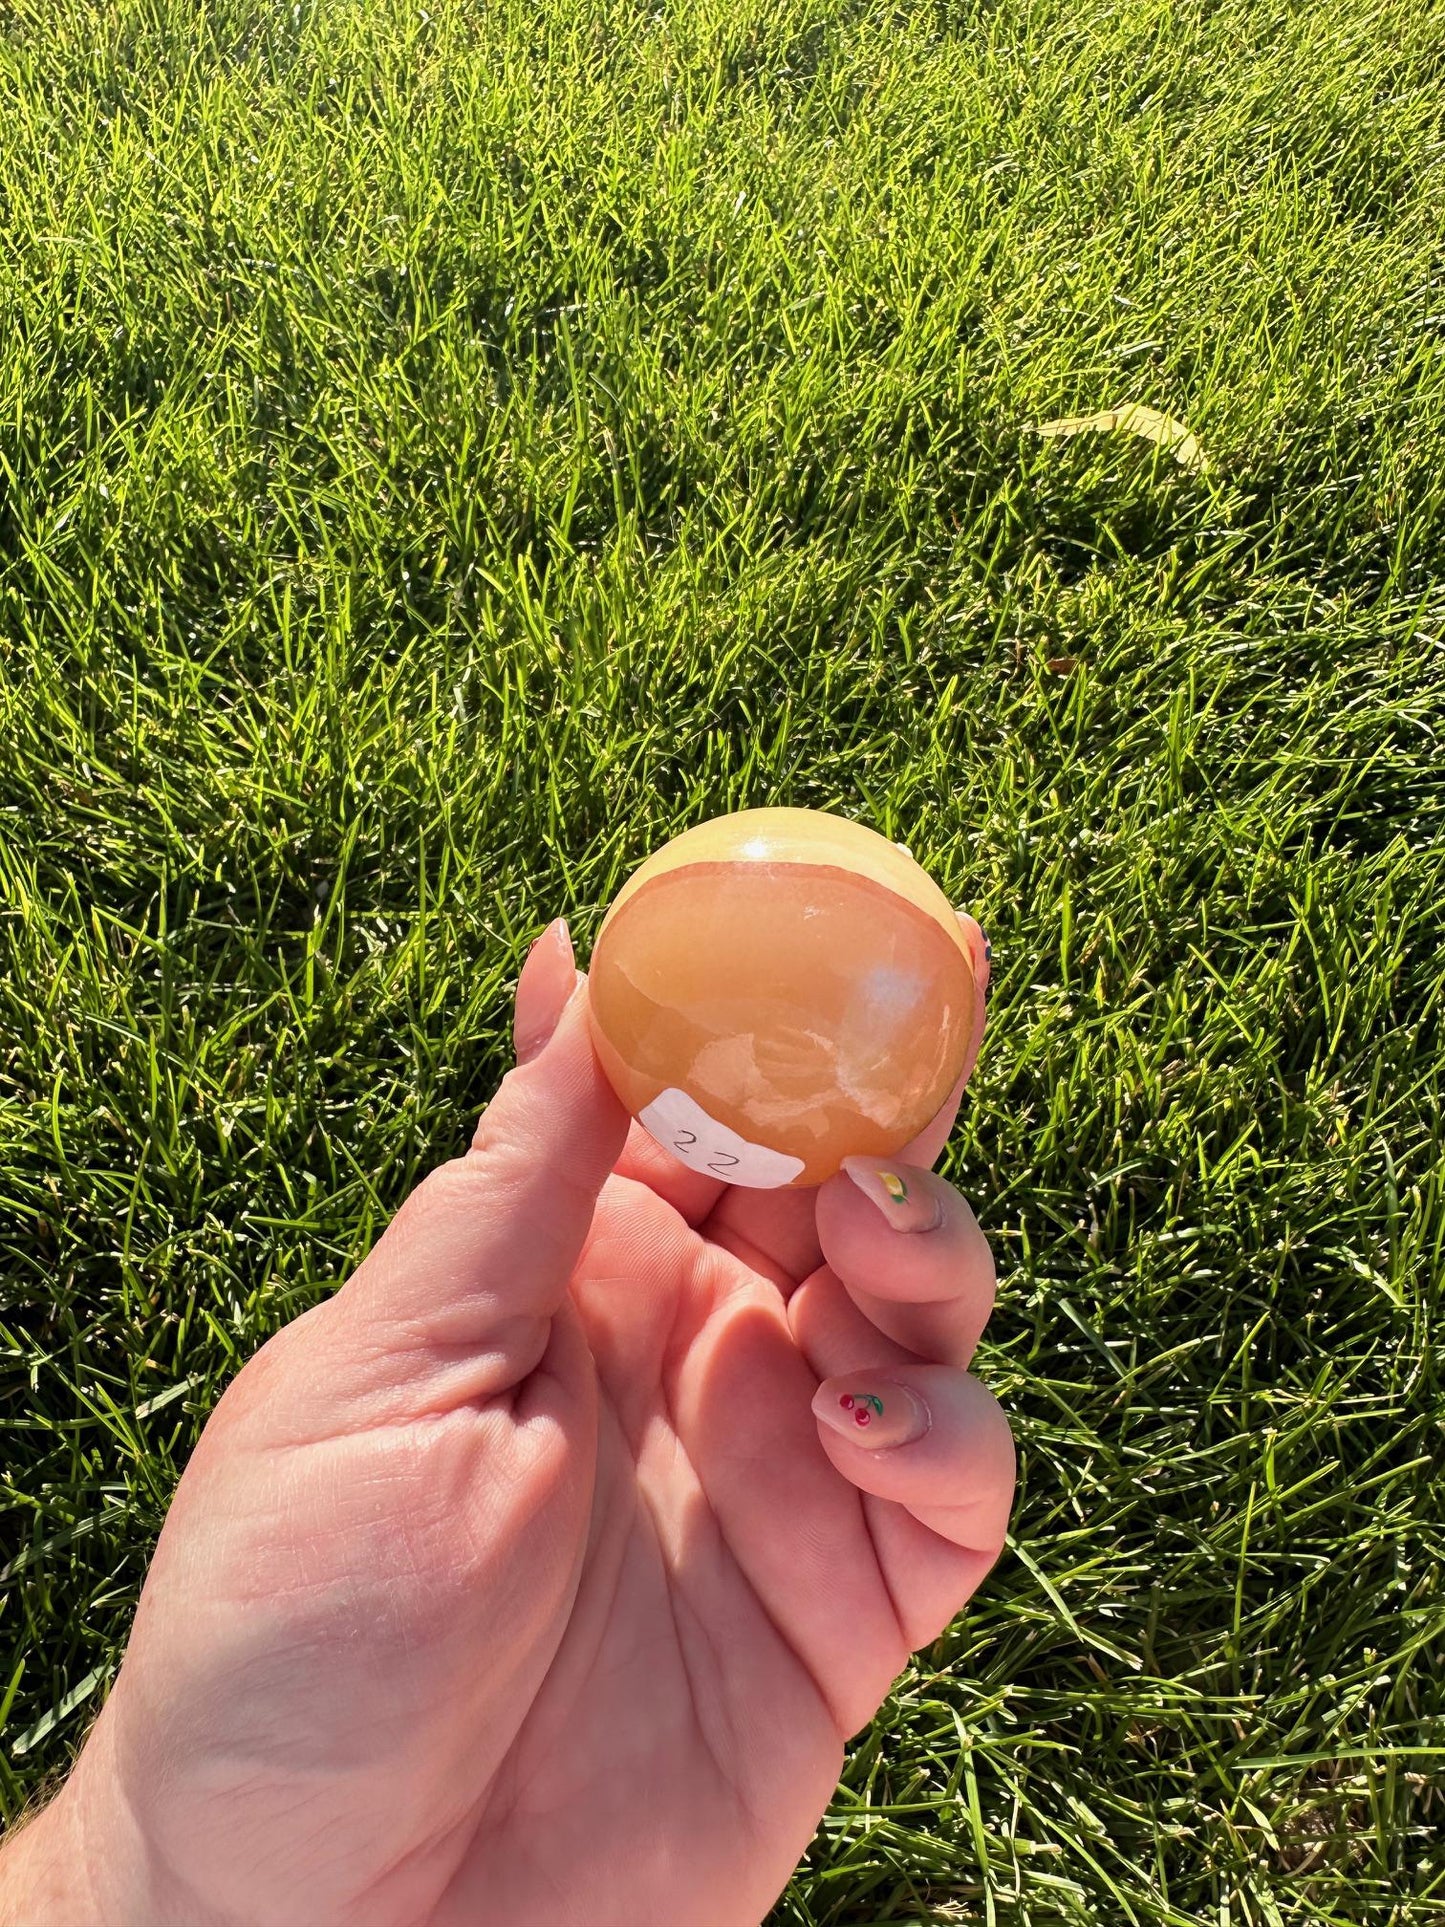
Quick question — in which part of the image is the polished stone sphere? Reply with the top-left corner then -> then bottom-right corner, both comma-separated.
587,808 -> 978,1188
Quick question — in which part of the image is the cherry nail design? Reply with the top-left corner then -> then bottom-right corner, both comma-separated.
839,1392 -> 885,1427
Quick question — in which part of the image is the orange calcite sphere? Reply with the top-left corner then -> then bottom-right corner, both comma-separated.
587,808 -> 979,1188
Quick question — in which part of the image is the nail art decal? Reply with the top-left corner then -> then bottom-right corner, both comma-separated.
816,1378 -> 931,1448
839,1391 -> 886,1427
842,1156 -> 943,1231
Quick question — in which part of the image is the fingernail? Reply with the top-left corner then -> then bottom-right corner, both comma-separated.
812,1378 -> 931,1450
841,1156 -> 944,1232
515,919 -> 574,1063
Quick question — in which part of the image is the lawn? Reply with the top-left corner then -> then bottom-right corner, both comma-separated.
2,0 -> 1444,1915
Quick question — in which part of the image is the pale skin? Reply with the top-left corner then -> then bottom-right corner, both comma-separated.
1,914 -> 1014,1927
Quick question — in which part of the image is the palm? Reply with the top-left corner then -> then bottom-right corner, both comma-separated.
437,1172 -> 918,1926
112,1167 -> 938,1927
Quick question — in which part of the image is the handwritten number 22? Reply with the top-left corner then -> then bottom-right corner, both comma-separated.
673,1130 -> 741,1176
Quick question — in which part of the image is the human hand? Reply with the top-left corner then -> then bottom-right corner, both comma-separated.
6,915 -> 1013,1927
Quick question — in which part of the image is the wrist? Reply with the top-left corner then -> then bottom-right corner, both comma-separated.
0,1728 -> 202,1927
0,1783 -> 102,1927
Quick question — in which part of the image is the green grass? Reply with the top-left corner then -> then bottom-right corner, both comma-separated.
2,0 -> 1444,1915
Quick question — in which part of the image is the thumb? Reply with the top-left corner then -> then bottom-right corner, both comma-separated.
334,931 -> 629,1387
513,915 -> 583,1065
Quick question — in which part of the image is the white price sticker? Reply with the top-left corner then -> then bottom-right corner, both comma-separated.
638,1088 -> 806,1189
